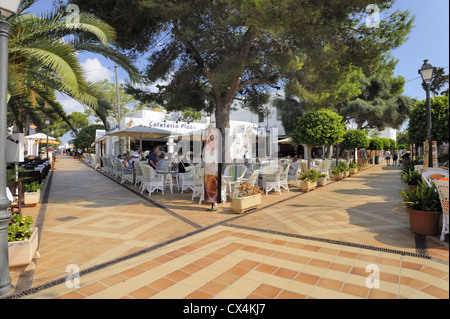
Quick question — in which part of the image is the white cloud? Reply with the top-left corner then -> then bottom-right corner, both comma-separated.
60,98 -> 84,114
81,58 -> 114,83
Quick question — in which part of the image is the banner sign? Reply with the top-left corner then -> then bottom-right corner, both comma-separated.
203,127 -> 220,204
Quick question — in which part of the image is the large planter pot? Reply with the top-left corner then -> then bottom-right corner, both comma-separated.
24,190 -> 40,206
408,210 -> 439,236
317,177 -> 327,187
8,227 -> 40,269
333,173 -> 343,181
350,168 -> 358,175
300,181 -> 317,192
231,194 -> 261,214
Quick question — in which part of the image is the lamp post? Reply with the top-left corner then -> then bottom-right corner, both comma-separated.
418,59 -> 434,168
45,116 -> 50,159
0,0 -> 23,297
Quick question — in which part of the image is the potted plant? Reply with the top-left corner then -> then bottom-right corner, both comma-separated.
230,181 -> 263,214
318,173 -> 328,186
349,162 -> 358,175
395,181 -> 442,236
8,214 -> 40,269
400,168 -> 421,191
23,182 -> 43,206
299,169 -> 319,192
331,167 -> 343,181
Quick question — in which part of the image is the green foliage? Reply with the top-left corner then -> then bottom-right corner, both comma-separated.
299,169 -> 320,182
400,169 -> 421,186
408,95 -> 449,145
397,181 -> 441,213
337,73 -> 416,130
71,0 -> 414,134
381,138 -> 397,150
72,124 -> 106,150
341,130 -> 370,150
8,214 -> 34,242
349,162 -> 358,169
23,182 -> 43,193
6,0 -> 138,133
290,110 -> 345,147
368,138 -> 384,151
331,162 -> 350,175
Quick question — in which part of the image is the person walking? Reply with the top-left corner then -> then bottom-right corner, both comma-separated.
393,150 -> 399,166
385,150 -> 391,166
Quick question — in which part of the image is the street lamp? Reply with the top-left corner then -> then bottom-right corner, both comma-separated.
45,116 -> 50,159
0,0 -> 23,297
418,59 -> 434,168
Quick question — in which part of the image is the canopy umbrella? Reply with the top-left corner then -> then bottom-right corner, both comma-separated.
38,140 -> 61,145
105,125 -> 173,149
24,133 -> 56,141
277,138 -> 292,144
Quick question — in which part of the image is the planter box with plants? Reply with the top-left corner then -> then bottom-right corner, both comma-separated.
395,181 -> 442,236
318,173 -> 328,186
331,162 -> 349,181
299,169 -> 319,192
349,162 -> 358,175
8,214 -> 40,269
23,182 -> 43,206
230,181 -> 263,214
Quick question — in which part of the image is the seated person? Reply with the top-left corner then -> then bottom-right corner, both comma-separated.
156,154 -> 168,171
289,158 -> 299,175
123,155 -> 134,169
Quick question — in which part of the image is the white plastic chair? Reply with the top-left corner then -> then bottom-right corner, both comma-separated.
141,164 -> 165,196
180,171 -> 195,193
279,164 -> 290,192
192,167 -> 205,204
223,164 -> 248,194
120,161 -> 134,185
422,170 -> 449,188
434,180 -> 449,241
134,162 -> 144,188
262,164 -> 282,195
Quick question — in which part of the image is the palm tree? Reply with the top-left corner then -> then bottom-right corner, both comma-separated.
5,0 -> 139,134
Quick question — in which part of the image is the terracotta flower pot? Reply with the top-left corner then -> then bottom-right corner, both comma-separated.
408,209 -> 439,236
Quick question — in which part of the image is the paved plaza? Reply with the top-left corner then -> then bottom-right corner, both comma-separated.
3,155 -> 449,300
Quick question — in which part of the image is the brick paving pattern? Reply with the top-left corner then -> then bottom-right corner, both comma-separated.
4,155 -> 448,299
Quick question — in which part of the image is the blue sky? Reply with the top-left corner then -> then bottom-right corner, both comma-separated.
27,0 -> 449,118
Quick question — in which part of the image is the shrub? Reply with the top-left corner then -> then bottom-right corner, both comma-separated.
23,182 -> 43,192
299,169 -> 320,182
8,214 -> 33,242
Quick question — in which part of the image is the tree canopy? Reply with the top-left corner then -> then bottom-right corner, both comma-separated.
290,110 -> 346,148
70,0 -> 414,139
407,95 -> 449,145
341,130 -> 370,151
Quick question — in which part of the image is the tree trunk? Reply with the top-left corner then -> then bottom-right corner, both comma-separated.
215,94 -> 231,167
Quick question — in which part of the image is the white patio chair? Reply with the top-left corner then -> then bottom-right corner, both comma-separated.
414,165 -> 424,174
180,171 -> 195,193
262,164 -> 282,195
120,161 -> 134,185
134,162 -> 144,188
434,180 -> 449,241
141,164 -> 165,196
287,163 -> 300,187
280,164 -> 290,192
111,159 -> 122,179
192,167 -> 205,204
422,170 -> 449,188
318,160 -> 331,180
223,164 -> 248,194
241,169 -> 261,188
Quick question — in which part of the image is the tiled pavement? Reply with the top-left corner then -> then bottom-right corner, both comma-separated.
3,156 -> 448,299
